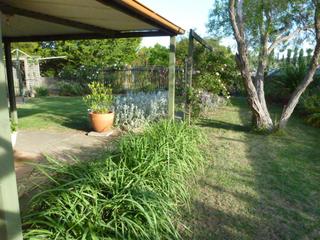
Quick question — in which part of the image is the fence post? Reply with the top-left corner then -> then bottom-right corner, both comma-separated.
168,36 -> 176,120
4,42 -> 18,124
183,58 -> 188,121
186,30 -> 194,124
15,50 -> 24,101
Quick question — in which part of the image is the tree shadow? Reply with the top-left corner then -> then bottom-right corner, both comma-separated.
17,96 -> 90,131
181,199 -> 259,240
182,98 -> 320,239
197,118 -> 251,133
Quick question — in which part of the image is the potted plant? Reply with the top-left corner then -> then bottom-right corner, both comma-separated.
11,121 -> 18,147
83,81 -> 114,132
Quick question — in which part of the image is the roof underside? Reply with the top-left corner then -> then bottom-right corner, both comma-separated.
0,0 -> 185,42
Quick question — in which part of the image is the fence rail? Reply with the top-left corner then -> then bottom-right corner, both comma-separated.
103,66 -> 184,92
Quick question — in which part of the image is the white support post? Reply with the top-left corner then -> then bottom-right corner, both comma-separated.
0,13 -> 23,240
168,36 -> 176,120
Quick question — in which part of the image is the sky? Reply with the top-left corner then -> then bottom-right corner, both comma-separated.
138,0 -> 313,55
139,0 -> 214,48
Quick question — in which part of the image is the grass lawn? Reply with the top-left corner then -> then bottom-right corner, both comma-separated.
17,96 -> 320,238
17,96 -> 89,131
183,98 -> 320,239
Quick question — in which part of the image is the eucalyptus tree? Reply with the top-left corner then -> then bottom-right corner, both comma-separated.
208,0 -> 320,130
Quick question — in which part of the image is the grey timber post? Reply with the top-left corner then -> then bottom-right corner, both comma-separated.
168,36 -> 176,120
0,13 -> 23,240
186,30 -> 194,124
4,41 -> 18,124
183,58 -> 188,121
15,50 -> 24,102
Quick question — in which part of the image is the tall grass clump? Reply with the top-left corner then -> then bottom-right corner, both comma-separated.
23,120 -> 204,239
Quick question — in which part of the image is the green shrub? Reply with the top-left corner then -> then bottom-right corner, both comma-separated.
265,48 -> 320,103
265,66 -> 308,103
302,92 -> 320,113
305,113 -> 320,127
140,82 -> 157,92
57,81 -> 85,96
301,92 -> 320,127
23,120 -> 204,239
83,81 -> 113,113
34,86 -> 49,97
196,72 -> 230,97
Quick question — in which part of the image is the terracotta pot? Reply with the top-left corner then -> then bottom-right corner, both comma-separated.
89,111 -> 114,132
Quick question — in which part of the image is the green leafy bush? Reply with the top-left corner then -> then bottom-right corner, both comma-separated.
305,113 -> 320,127
34,86 -> 49,97
57,81 -> 85,96
301,92 -> 320,127
265,66 -> 308,103
83,81 -> 113,113
196,72 -> 230,97
176,37 -> 243,95
22,121 -> 204,239
265,48 -> 319,104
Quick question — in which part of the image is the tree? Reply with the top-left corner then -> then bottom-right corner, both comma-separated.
134,44 -> 169,66
11,42 -> 41,55
147,44 -> 169,66
176,37 -> 243,94
298,49 -> 305,68
292,47 -> 299,66
208,0 -> 319,130
40,38 -> 141,68
306,48 -> 313,64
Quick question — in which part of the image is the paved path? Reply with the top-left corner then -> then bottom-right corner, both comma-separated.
14,129 -> 119,197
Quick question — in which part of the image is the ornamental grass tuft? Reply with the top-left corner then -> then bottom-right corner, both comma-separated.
23,120 -> 204,239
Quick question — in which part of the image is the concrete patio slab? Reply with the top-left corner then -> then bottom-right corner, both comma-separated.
14,128 -> 120,197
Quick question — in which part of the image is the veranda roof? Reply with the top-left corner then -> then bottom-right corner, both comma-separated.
0,0 -> 185,42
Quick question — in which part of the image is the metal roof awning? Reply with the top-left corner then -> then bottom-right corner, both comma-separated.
0,0 -> 185,42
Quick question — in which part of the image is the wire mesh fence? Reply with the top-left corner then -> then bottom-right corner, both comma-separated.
57,65 -> 185,94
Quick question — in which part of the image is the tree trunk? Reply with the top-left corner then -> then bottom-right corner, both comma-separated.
278,1 -> 320,129
235,54 -> 273,130
230,0 -> 273,130
255,49 -> 272,127
254,8 -> 273,128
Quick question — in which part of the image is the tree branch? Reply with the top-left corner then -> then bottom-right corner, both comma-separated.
268,26 -> 311,54
255,1 -> 271,119
268,28 -> 300,54
279,0 -> 320,128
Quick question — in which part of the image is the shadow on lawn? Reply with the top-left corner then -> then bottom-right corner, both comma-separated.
197,118 -> 251,133
182,98 -> 320,239
18,97 -> 90,131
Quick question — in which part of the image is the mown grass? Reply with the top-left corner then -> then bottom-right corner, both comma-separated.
22,120 -> 204,239
17,96 -> 89,130
182,97 -> 320,239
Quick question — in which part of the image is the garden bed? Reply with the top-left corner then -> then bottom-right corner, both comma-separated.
22,120 -> 204,239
